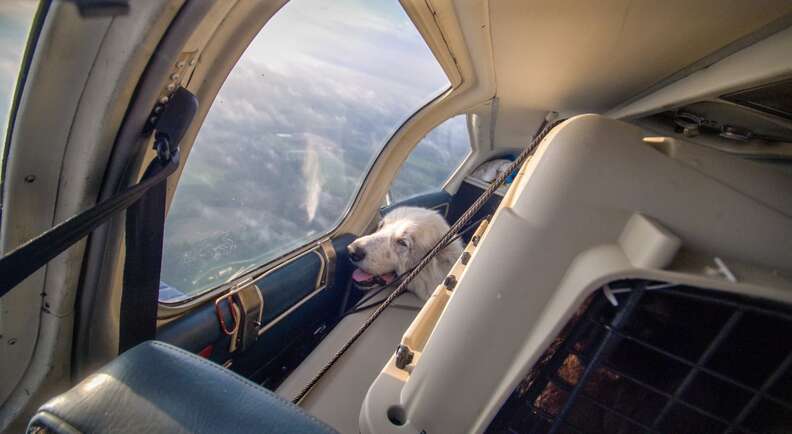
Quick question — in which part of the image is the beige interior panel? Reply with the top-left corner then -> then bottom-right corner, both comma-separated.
489,0 -> 792,148
276,292 -> 423,433
0,2 -> 183,429
360,115 -> 792,433
609,25 -> 792,119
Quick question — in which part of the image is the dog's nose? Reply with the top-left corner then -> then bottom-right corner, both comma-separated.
347,245 -> 366,262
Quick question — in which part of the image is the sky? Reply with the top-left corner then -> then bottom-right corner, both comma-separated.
0,1 -> 36,157
161,0 -> 457,297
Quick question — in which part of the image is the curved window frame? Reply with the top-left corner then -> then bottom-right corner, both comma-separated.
158,3 -> 457,307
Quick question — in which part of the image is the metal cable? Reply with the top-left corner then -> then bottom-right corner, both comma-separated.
292,116 -> 562,404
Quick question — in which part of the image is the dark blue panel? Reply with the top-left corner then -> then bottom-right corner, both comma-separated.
447,181 -> 503,239
233,280 -> 340,383
258,251 -> 322,324
158,298 -> 233,353
158,235 -> 356,383
159,249 -> 323,351
233,235 -> 356,383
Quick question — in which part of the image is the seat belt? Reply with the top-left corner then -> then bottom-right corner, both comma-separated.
118,156 -> 171,352
0,87 -> 198,351
118,87 -> 198,351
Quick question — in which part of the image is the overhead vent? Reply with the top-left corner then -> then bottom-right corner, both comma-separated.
722,78 -> 792,121
487,280 -> 792,434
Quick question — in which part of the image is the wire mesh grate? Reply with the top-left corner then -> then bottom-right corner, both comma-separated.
486,280 -> 792,434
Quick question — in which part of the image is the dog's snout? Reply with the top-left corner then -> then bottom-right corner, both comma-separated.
348,244 -> 366,262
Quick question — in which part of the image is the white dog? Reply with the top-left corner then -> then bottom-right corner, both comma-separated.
347,206 -> 463,301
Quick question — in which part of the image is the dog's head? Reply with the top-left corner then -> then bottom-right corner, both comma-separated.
347,206 -> 446,285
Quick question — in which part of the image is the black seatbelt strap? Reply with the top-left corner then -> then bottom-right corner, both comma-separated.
0,156 -> 177,297
118,156 -> 170,352
0,88 -> 198,350
118,87 -> 197,351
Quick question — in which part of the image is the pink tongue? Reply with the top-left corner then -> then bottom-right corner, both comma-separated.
352,268 -> 374,282
352,269 -> 397,284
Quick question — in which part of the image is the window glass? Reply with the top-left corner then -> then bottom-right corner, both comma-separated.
161,0 -> 450,301
0,1 -> 38,168
389,114 -> 470,202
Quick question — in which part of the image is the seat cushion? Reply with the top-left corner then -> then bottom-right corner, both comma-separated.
29,341 -> 337,434
277,292 -> 422,433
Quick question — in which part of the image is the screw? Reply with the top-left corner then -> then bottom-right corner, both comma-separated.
149,116 -> 157,124
166,83 -> 176,92
159,96 -> 169,104
24,175 -> 35,183
153,105 -> 163,114
8,338 -> 16,345
460,251 -> 471,265
171,73 -> 180,81
189,58 -> 197,66
176,61 -> 186,68
444,275 -> 457,290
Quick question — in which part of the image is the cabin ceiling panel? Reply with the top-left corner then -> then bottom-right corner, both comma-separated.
489,0 -> 792,116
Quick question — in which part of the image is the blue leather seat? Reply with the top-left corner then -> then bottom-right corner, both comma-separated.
28,341 -> 337,434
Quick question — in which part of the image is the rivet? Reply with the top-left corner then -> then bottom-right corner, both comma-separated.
153,106 -> 163,114
166,83 -> 176,92
176,61 -> 186,68
149,116 -> 158,124
159,96 -> 169,104
171,73 -> 180,81
189,58 -> 197,66
24,175 -> 35,183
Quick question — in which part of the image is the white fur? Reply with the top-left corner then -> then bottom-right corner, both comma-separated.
349,206 -> 463,301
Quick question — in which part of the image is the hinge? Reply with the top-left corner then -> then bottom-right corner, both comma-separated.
146,51 -> 200,134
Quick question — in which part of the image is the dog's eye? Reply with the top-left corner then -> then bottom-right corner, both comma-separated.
396,238 -> 408,248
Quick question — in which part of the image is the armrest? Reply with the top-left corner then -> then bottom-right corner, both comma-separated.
28,341 -> 337,434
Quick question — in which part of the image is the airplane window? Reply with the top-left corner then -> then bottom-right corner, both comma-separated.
389,114 -> 471,202
0,1 -> 38,167
160,0 -> 450,301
